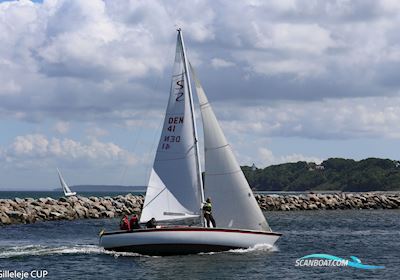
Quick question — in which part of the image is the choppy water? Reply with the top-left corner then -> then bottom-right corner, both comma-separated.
0,209 -> 398,279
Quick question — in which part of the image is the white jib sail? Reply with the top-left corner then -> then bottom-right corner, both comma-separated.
191,66 -> 271,231
57,168 -> 73,195
140,33 -> 202,223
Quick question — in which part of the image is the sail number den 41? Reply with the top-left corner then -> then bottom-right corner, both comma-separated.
161,116 -> 184,150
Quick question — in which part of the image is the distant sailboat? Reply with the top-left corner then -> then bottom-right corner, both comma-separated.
99,29 -> 281,255
57,168 -> 76,197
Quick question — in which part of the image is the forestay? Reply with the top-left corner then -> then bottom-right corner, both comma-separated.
191,66 -> 271,231
140,33 -> 202,223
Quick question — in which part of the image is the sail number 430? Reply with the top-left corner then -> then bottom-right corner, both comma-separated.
163,135 -> 181,143
162,135 -> 181,150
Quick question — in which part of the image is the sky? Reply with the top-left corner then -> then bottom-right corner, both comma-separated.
1,0 -> 400,190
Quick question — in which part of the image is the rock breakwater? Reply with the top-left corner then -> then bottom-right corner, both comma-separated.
256,192 -> 400,211
0,194 -> 143,226
1,192 -> 399,226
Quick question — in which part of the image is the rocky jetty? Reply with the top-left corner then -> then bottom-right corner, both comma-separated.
256,192 -> 400,211
0,194 -> 143,226
1,192 -> 399,226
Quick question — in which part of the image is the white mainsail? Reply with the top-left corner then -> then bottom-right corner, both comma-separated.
57,168 -> 76,196
140,31 -> 203,223
191,66 -> 271,231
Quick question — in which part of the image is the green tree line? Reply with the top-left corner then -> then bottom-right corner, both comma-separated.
242,158 -> 400,191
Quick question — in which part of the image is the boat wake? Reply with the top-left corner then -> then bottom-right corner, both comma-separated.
199,244 -> 279,255
228,243 -> 279,254
0,244 -> 141,259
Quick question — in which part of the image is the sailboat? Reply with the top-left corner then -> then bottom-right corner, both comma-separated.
57,168 -> 77,197
99,29 -> 281,255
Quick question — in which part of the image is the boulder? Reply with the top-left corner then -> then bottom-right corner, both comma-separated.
308,204 -> 318,210
0,213 -> 11,225
14,197 -> 25,204
75,208 -> 87,219
30,201 -> 42,206
6,210 -> 24,218
102,211 -> 115,218
5,210 -> 25,223
89,196 -> 99,202
38,198 -> 48,203
280,205 -> 290,211
37,210 -> 49,219
67,196 -> 78,203
50,211 -> 62,218
88,209 -> 100,218
45,198 -> 56,205
93,203 -> 106,212
112,201 -> 124,208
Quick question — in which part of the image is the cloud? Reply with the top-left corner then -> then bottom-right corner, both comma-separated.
0,80 -> 21,95
54,121 -> 70,134
2,0 -> 400,189
0,0 -> 400,144
245,57 -> 325,77
218,96 -> 400,140
211,58 -> 235,69
1,134 -> 137,169
253,22 -> 334,54
85,126 -> 109,138
258,147 -> 322,166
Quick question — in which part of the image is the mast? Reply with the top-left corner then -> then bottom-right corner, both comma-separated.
177,28 -> 205,226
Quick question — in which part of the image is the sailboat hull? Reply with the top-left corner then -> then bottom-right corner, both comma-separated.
99,227 -> 281,256
64,192 -> 76,197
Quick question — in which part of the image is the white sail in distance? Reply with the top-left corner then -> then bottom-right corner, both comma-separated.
57,168 -> 75,196
140,31 -> 202,223
191,65 -> 271,231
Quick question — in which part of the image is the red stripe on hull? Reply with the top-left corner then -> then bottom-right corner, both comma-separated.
101,227 -> 282,237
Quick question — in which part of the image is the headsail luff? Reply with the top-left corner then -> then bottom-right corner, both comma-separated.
190,65 -> 271,231
140,31 -> 203,223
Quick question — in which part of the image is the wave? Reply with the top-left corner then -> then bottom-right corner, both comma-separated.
0,244 -> 141,259
199,244 -> 279,255
1,243 -> 279,259
228,243 -> 279,254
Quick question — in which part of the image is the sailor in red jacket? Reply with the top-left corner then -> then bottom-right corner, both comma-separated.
120,215 -> 130,231
130,214 -> 141,230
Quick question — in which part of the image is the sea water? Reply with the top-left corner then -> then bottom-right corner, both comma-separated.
0,202 -> 398,279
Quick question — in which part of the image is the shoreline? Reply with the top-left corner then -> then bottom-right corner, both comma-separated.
1,192 -> 399,226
